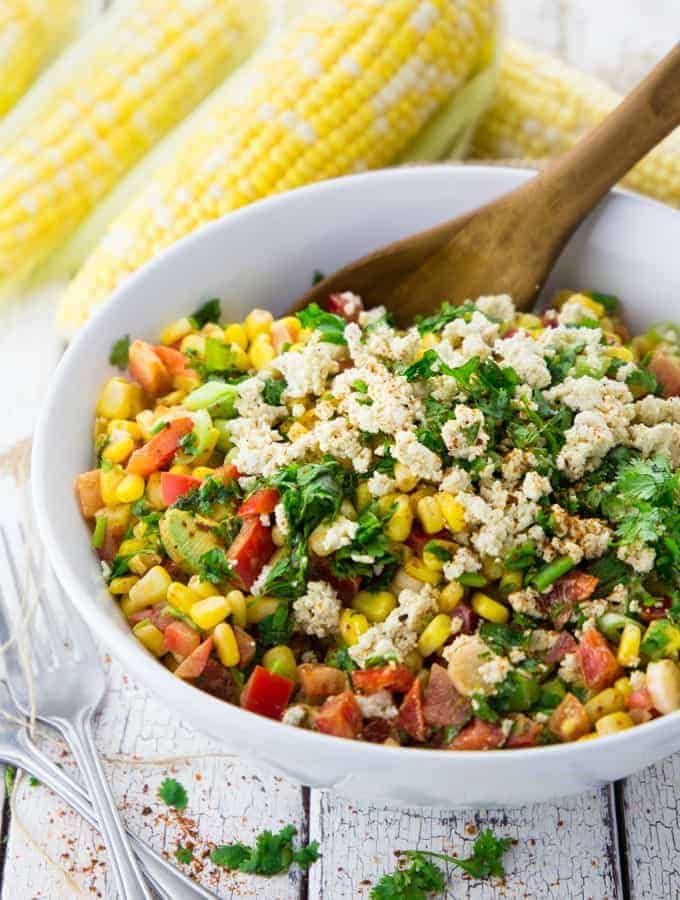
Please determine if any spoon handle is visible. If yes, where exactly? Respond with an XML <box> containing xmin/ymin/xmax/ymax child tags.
<box><xmin>531</xmin><ymin>40</ymin><xmax>680</xmax><ymax>230</ymax></box>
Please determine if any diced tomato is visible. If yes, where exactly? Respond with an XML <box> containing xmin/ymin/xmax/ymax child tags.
<box><xmin>449</xmin><ymin>719</ymin><xmax>505</xmax><ymax>751</ymax></box>
<box><xmin>351</xmin><ymin>665</ymin><xmax>414</xmax><ymax>696</ymax></box>
<box><xmin>297</xmin><ymin>664</ymin><xmax>347</xmax><ymax>698</ymax></box>
<box><xmin>240</xmin><ymin>665</ymin><xmax>294</xmax><ymax>720</ymax></box>
<box><xmin>648</xmin><ymin>347</ymin><xmax>680</xmax><ymax>398</ymax></box>
<box><xmin>233</xmin><ymin>626</ymin><xmax>256</xmax><ymax>669</ymax></box>
<box><xmin>311</xmin><ymin>556</ymin><xmax>361</xmax><ymax>603</ymax></box>
<box><xmin>326</xmin><ymin>292</ymin><xmax>363</xmax><ymax>322</ymax></box>
<box><xmin>226</xmin><ymin>517</ymin><xmax>274</xmax><ymax>590</ymax></box>
<box><xmin>164</xmin><ymin>620</ymin><xmax>201</xmax><ymax>657</ymax></box>
<box><xmin>174</xmin><ymin>637</ymin><xmax>213</xmax><ymax>680</ymax></box>
<box><xmin>271</xmin><ymin>321</ymin><xmax>297</xmax><ymax>353</ymax></box>
<box><xmin>75</xmin><ymin>469</ymin><xmax>103</xmax><ymax>519</ymax></box>
<box><xmin>577</xmin><ymin>628</ymin><xmax>622</xmax><ymax>691</ymax></box>
<box><xmin>315</xmin><ymin>691</ymin><xmax>363</xmax><ymax>739</ymax></box>
<box><xmin>129</xmin><ymin>605</ymin><xmax>173</xmax><ymax>631</ymax></box>
<box><xmin>126</xmin><ymin>418</ymin><xmax>194</xmax><ymax>477</ymax></box>
<box><xmin>160</xmin><ymin>472</ymin><xmax>201</xmax><ymax>506</ymax></box>
<box><xmin>128</xmin><ymin>340</ymin><xmax>172</xmax><ymax>397</ymax></box>
<box><xmin>628</xmin><ymin>687</ymin><xmax>653</xmax><ymax>711</ymax></box>
<box><xmin>196</xmin><ymin>658</ymin><xmax>239</xmax><ymax>703</ymax></box>
<box><xmin>237</xmin><ymin>488</ymin><xmax>280</xmax><ymax>518</ymax></box>
<box><xmin>541</xmin><ymin>309</ymin><xmax>560</xmax><ymax>328</ymax></box>
<box><xmin>362</xmin><ymin>718</ymin><xmax>393</xmax><ymax>744</ymax></box>
<box><xmin>213</xmin><ymin>463</ymin><xmax>240</xmax><ymax>483</ymax></box>
<box><xmin>153</xmin><ymin>345</ymin><xmax>188</xmax><ymax>375</ymax></box>
<box><xmin>422</xmin><ymin>663</ymin><xmax>471</xmax><ymax>728</ymax></box>
<box><xmin>505</xmin><ymin>714</ymin><xmax>542</xmax><ymax>748</ymax></box>
<box><xmin>397</xmin><ymin>677</ymin><xmax>427</xmax><ymax>741</ymax></box>
<box><xmin>503</xmin><ymin>327</ymin><xmax>520</xmax><ymax>339</ymax></box>
<box><xmin>544</xmin><ymin>571</ymin><xmax>599</xmax><ymax>630</ymax></box>
<box><xmin>548</xmin><ymin>693</ymin><xmax>591</xmax><ymax>742</ymax></box>
<box><xmin>545</xmin><ymin>631</ymin><xmax>578</xmax><ymax>664</ymax></box>
<box><xmin>639</xmin><ymin>597</ymin><xmax>670</xmax><ymax>622</ymax></box>
<box><xmin>450</xmin><ymin>603</ymin><xmax>479</xmax><ymax>635</ymax></box>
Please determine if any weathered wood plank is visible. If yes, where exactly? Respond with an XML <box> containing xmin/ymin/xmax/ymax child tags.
<box><xmin>1</xmin><ymin>655</ymin><xmax>306</xmax><ymax>899</ymax></box>
<box><xmin>307</xmin><ymin>788</ymin><xmax>621</xmax><ymax>899</ymax></box>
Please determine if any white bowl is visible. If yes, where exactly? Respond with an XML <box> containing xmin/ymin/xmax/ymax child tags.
<box><xmin>33</xmin><ymin>166</ymin><xmax>680</xmax><ymax>807</ymax></box>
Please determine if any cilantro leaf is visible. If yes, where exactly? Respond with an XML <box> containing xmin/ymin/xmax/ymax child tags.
<box><xmin>262</xmin><ymin>377</ymin><xmax>286</xmax><ymax>406</ymax></box>
<box><xmin>157</xmin><ymin>778</ymin><xmax>188</xmax><ymax>811</ymax></box>
<box><xmin>424</xmin><ymin>541</ymin><xmax>452</xmax><ymax>562</ymax></box>
<box><xmin>174</xmin><ymin>475</ymin><xmax>242</xmax><ymax>514</ymax></box>
<box><xmin>297</xmin><ymin>303</ymin><xmax>347</xmax><ymax>344</ymax></box>
<box><xmin>331</xmin><ymin>505</ymin><xmax>402</xmax><ymax>582</ymax></box>
<box><xmin>449</xmin><ymin>829</ymin><xmax>512</xmax><ymax>880</ymax></box>
<box><xmin>416</xmin><ymin>300</ymin><xmax>476</xmax><ymax>335</ymax></box>
<box><xmin>371</xmin><ymin>851</ymin><xmax>446</xmax><ymax>899</ymax></box>
<box><xmin>199</xmin><ymin>548</ymin><xmax>235</xmax><ymax>585</ymax></box>
<box><xmin>175</xmin><ymin>845</ymin><xmax>194</xmax><ymax>864</ymax></box>
<box><xmin>258</xmin><ymin>604</ymin><xmax>293</xmax><ymax>647</ymax></box>
<box><xmin>326</xmin><ymin>647</ymin><xmax>358</xmax><ymax>672</ymax></box>
<box><xmin>211</xmin><ymin>826</ymin><xmax>319</xmax><ymax>876</ymax></box>
<box><xmin>262</xmin><ymin>543</ymin><xmax>307</xmax><ymax>599</ymax></box>
<box><xmin>109</xmin><ymin>335</ymin><xmax>130</xmax><ymax>369</ymax></box>
<box><xmin>190</xmin><ymin>298</ymin><xmax>221</xmax><ymax>328</ymax></box>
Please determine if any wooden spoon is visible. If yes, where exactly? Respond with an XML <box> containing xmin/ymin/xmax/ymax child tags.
<box><xmin>289</xmin><ymin>42</ymin><xmax>680</xmax><ymax>323</ymax></box>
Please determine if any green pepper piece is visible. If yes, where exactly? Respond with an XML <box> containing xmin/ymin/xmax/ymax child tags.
<box><xmin>459</xmin><ymin>572</ymin><xmax>487</xmax><ymax>587</ymax></box>
<box><xmin>596</xmin><ymin>611</ymin><xmax>643</xmax><ymax>643</ymax></box>
<box><xmin>538</xmin><ymin>678</ymin><xmax>566</xmax><ymax>711</ymax></box>
<box><xmin>204</xmin><ymin>337</ymin><xmax>238</xmax><ymax>372</ymax></box>
<box><xmin>185</xmin><ymin>381</ymin><xmax>238</xmax><ymax>418</ymax></box>
<box><xmin>640</xmin><ymin>619</ymin><xmax>680</xmax><ymax>661</ymax></box>
<box><xmin>493</xmin><ymin>671</ymin><xmax>540</xmax><ymax>713</ymax></box>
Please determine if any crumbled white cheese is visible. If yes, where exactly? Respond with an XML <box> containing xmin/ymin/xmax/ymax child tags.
<box><xmin>358</xmin><ymin>304</ymin><xmax>388</xmax><ymax>327</ymax></box>
<box><xmin>475</xmin><ymin>294</ymin><xmax>515</xmax><ymax>321</ymax></box>
<box><xmin>630</xmin><ymin>423</ymin><xmax>680</xmax><ymax>467</ymax></box>
<box><xmin>250</xmin><ymin>563</ymin><xmax>273</xmax><ymax>597</ymax></box>
<box><xmin>356</xmin><ymin>690</ymin><xmax>398</xmax><ymax>719</ymax></box>
<box><xmin>441</xmin><ymin>405</ymin><xmax>489</xmax><ymax>461</ymax></box>
<box><xmin>617</xmin><ymin>541</ymin><xmax>656</xmax><ymax>575</ymax></box>
<box><xmin>443</xmin><ymin>546</ymin><xmax>482</xmax><ymax>581</ymax></box>
<box><xmin>521</xmin><ymin>471</ymin><xmax>552</xmax><ymax>502</ymax></box>
<box><xmin>393</xmin><ymin>429</ymin><xmax>443</xmax><ymax>482</ymax></box>
<box><xmin>259</xmin><ymin>513</ymin><xmax>271</xmax><ymax>526</ymax></box>
<box><xmin>234</xmin><ymin>376</ymin><xmax>286</xmax><ymax>425</ymax></box>
<box><xmin>333</xmin><ymin>358</ymin><xmax>421</xmax><ymax>435</ymax></box>
<box><xmin>274</xmin><ymin>502</ymin><xmax>289</xmax><ymax>537</ymax></box>
<box><xmin>493</xmin><ymin>331</ymin><xmax>551</xmax><ymax>388</ymax></box>
<box><xmin>479</xmin><ymin>655</ymin><xmax>513</xmax><ymax>688</ymax></box>
<box><xmin>292</xmin><ymin>581</ymin><xmax>342</xmax><ymax>639</ymax></box>
<box><xmin>313</xmin><ymin>417</ymin><xmax>372</xmax><ymax>473</ymax></box>
<box><xmin>440</xmin><ymin>466</ymin><xmax>472</xmax><ymax>494</ymax></box>
<box><xmin>557</xmin><ymin>296</ymin><xmax>596</xmax><ymax>325</ymax></box>
<box><xmin>368</xmin><ymin>471</ymin><xmax>397</xmax><ymax>498</ymax></box>
<box><xmin>274</xmin><ymin>333</ymin><xmax>342</xmax><ymax>398</ymax></box>
<box><xmin>282</xmin><ymin>705</ymin><xmax>308</xmax><ymax>727</ymax></box>
<box><xmin>310</xmin><ymin>515</ymin><xmax>358</xmax><ymax>555</ymax></box>
<box><xmin>547</xmin><ymin>376</ymin><xmax>634</xmax><ymax>442</ymax></box>
<box><xmin>508</xmin><ymin>588</ymin><xmax>543</xmax><ymax>619</ymax></box>
<box><xmin>501</xmin><ymin>449</ymin><xmax>536</xmax><ymax>484</ymax></box>
<box><xmin>558</xmin><ymin>652</ymin><xmax>582</xmax><ymax>684</ymax></box>
<box><xmin>443</xmin><ymin>311</ymin><xmax>500</xmax><ymax>352</ymax></box>
<box><xmin>557</xmin><ymin>410</ymin><xmax>616</xmax><ymax>480</ymax></box>
<box><xmin>635</xmin><ymin>395</ymin><xmax>680</xmax><ymax>425</ymax></box>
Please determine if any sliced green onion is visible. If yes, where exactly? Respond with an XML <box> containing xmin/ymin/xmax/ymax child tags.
<box><xmin>531</xmin><ymin>556</ymin><xmax>575</xmax><ymax>592</ymax></box>
<box><xmin>91</xmin><ymin>515</ymin><xmax>107</xmax><ymax>549</ymax></box>
<box><xmin>459</xmin><ymin>572</ymin><xmax>487</xmax><ymax>587</ymax></box>
<box><xmin>597</xmin><ymin>611</ymin><xmax>642</xmax><ymax>643</ymax></box>
<box><xmin>185</xmin><ymin>381</ymin><xmax>238</xmax><ymax>418</ymax></box>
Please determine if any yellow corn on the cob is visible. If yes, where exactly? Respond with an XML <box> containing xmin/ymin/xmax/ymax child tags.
<box><xmin>0</xmin><ymin>0</ymin><xmax>266</xmax><ymax>289</ymax></box>
<box><xmin>472</xmin><ymin>39</ymin><xmax>680</xmax><ymax>207</ymax></box>
<box><xmin>0</xmin><ymin>0</ymin><xmax>83</xmax><ymax>117</ymax></box>
<box><xmin>59</xmin><ymin>0</ymin><xmax>497</xmax><ymax>332</ymax></box>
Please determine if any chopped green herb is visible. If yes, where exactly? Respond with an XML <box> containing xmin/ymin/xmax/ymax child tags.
<box><xmin>199</xmin><ymin>548</ymin><xmax>235</xmax><ymax>585</ymax></box>
<box><xmin>262</xmin><ymin>377</ymin><xmax>286</xmax><ymax>406</ymax></box>
<box><xmin>326</xmin><ymin>646</ymin><xmax>358</xmax><ymax>672</ymax></box>
<box><xmin>311</xmin><ymin>269</ymin><xmax>325</xmax><ymax>285</ymax></box>
<box><xmin>258</xmin><ymin>605</ymin><xmax>293</xmax><ymax>647</ymax></box>
<box><xmin>157</xmin><ymin>778</ymin><xmax>188</xmax><ymax>811</ymax></box>
<box><xmin>29</xmin><ymin>775</ymin><xmax>41</xmax><ymax>787</ymax></box>
<box><xmin>210</xmin><ymin>825</ymin><xmax>319</xmax><ymax>876</ymax></box>
<box><xmin>424</xmin><ymin>541</ymin><xmax>452</xmax><ymax>562</ymax></box>
<box><xmin>297</xmin><ymin>302</ymin><xmax>347</xmax><ymax>345</ymax></box>
<box><xmin>416</xmin><ymin>300</ymin><xmax>476</xmax><ymax>335</ymax></box>
<box><xmin>174</xmin><ymin>475</ymin><xmax>241</xmax><ymax>514</ymax></box>
<box><xmin>175</xmin><ymin>845</ymin><xmax>194</xmax><ymax>865</ymax></box>
<box><xmin>179</xmin><ymin>431</ymin><xmax>198</xmax><ymax>456</ymax></box>
<box><xmin>189</xmin><ymin>297</ymin><xmax>221</xmax><ymax>328</ymax></box>
<box><xmin>109</xmin><ymin>334</ymin><xmax>130</xmax><ymax>369</ymax></box>
<box><xmin>470</xmin><ymin>692</ymin><xmax>500</xmax><ymax>723</ymax></box>
<box><xmin>91</xmin><ymin>514</ymin><xmax>107</xmax><ymax>549</ymax></box>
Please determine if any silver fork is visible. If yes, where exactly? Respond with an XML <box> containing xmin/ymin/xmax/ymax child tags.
<box><xmin>0</xmin><ymin>525</ymin><xmax>153</xmax><ymax>900</ymax></box>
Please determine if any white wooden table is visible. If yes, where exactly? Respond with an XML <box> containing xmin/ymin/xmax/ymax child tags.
<box><xmin>1</xmin><ymin>2</ymin><xmax>678</xmax><ymax>896</ymax></box>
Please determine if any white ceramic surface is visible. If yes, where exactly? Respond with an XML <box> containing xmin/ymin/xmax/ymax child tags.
<box><xmin>32</xmin><ymin>166</ymin><xmax>680</xmax><ymax>808</ymax></box>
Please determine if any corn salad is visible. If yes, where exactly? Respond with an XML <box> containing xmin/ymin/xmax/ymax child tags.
<box><xmin>77</xmin><ymin>286</ymin><xmax>680</xmax><ymax>749</ymax></box>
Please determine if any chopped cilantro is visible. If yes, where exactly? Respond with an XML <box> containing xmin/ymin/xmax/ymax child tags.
<box><xmin>587</xmin><ymin>291</ymin><xmax>619</xmax><ymax>313</ymax></box>
<box><xmin>189</xmin><ymin>297</ymin><xmax>221</xmax><ymax>328</ymax></box>
<box><xmin>109</xmin><ymin>334</ymin><xmax>130</xmax><ymax>369</ymax></box>
<box><xmin>352</xmin><ymin>379</ymin><xmax>368</xmax><ymax>393</ymax></box>
<box><xmin>326</xmin><ymin>647</ymin><xmax>358</xmax><ymax>672</ymax></box>
<box><xmin>157</xmin><ymin>778</ymin><xmax>188</xmax><ymax>811</ymax></box>
<box><xmin>29</xmin><ymin>775</ymin><xmax>41</xmax><ymax>787</ymax></box>
<box><xmin>449</xmin><ymin>829</ymin><xmax>512</xmax><ymax>879</ymax></box>
<box><xmin>416</xmin><ymin>300</ymin><xmax>476</xmax><ymax>335</ymax></box>
<box><xmin>258</xmin><ymin>604</ymin><xmax>293</xmax><ymax>647</ymax></box>
<box><xmin>210</xmin><ymin>825</ymin><xmax>319</xmax><ymax>876</ymax></box>
<box><xmin>262</xmin><ymin>543</ymin><xmax>307</xmax><ymax>599</ymax></box>
<box><xmin>262</xmin><ymin>377</ymin><xmax>286</xmax><ymax>406</ymax></box>
<box><xmin>199</xmin><ymin>548</ymin><xmax>235</xmax><ymax>585</ymax></box>
<box><xmin>332</xmin><ymin>505</ymin><xmax>401</xmax><ymax>582</ymax></box>
<box><xmin>179</xmin><ymin>431</ymin><xmax>198</xmax><ymax>456</ymax></box>
<box><xmin>175</xmin><ymin>844</ymin><xmax>194</xmax><ymax>865</ymax></box>
<box><xmin>470</xmin><ymin>692</ymin><xmax>500</xmax><ymax>723</ymax></box>
<box><xmin>424</xmin><ymin>541</ymin><xmax>452</xmax><ymax>562</ymax></box>
<box><xmin>297</xmin><ymin>302</ymin><xmax>347</xmax><ymax>345</ymax></box>
<box><xmin>174</xmin><ymin>475</ymin><xmax>242</xmax><ymax>514</ymax></box>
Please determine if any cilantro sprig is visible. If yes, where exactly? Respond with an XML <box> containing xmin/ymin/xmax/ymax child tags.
<box><xmin>210</xmin><ymin>825</ymin><xmax>319</xmax><ymax>876</ymax></box>
<box><xmin>189</xmin><ymin>297</ymin><xmax>221</xmax><ymax>328</ymax></box>
<box><xmin>297</xmin><ymin>302</ymin><xmax>347</xmax><ymax>344</ymax></box>
<box><xmin>109</xmin><ymin>334</ymin><xmax>130</xmax><ymax>369</ymax></box>
<box><xmin>157</xmin><ymin>778</ymin><xmax>188</xmax><ymax>811</ymax></box>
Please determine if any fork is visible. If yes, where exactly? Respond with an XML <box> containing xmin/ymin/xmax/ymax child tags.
<box><xmin>0</xmin><ymin>681</ymin><xmax>219</xmax><ymax>899</ymax></box>
<box><xmin>0</xmin><ymin>525</ymin><xmax>153</xmax><ymax>900</ymax></box>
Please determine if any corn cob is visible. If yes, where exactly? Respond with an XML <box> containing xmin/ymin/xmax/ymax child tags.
<box><xmin>0</xmin><ymin>0</ymin><xmax>84</xmax><ymax>117</ymax></box>
<box><xmin>58</xmin><ymin>0</ymin><xmax>497</xmax><ymax>334</ymax></box>
<box><xmin>0</xmin><ymin>0</ymin><xmax>267</xmax><ymax>292</ymax></box>
<box><xmin>471</xmin><ymin>39</ymin><xmax>680</xmax><ymax>208</ymax></box>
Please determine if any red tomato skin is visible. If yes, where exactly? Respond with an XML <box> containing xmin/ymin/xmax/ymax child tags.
<box><xmin>128</xmin><ymin>340</ymin><xmax>172</xmax><ymax>397</ymax></box>
<box><xmin>397</xmin><ymin>677</ymin><xmax>427</xmax><ymax>741</ymax></box>
<box><xmin>545</xmin><ymin>632</ymin><xmax>578</xmax><ymax>664</ymax></box>
<box><xmin>315</xmin><ymin>691</ymin><xmax>363</xmax><ymax>739</ymax></box>
<box><xmin>577</xmin><ymin>629</ymin><xmax>622</xmax><ymax>691</ymax></box>
<box><xmin>237</xmin><ymin>488</ymin><xmax>280</xmax><ymax>518</ymax></box>
<box><xmin>628</xmin><ymin>688</ymin><xmax>653</xmax><ymax>711</ymax></box>
<box><xmin>449</xmin><ymin>719</ymin><xmax>505</xmax><ymax>751</ymax></box>
<box><xmin>326</xmin><ymin>292</ymin><xmax>363</xmax><ymax>322</ymax></box>
<box><xmin>164</xmin><ymin>620</ymin><xmax>201</xmax><ymax>657</ymax></box>
<box><xmin>160</xmin><ymin>472</ymin><xmax>201</xmax><ymax>506</ymax></box>
<box><xmin>226</xmin><ymin>518</ymin><xmax>274</xmax><ymax>590</ymax></box>
<box><xmin>126</xmin><ymin>418</ymin><xmax>194</xmax><ymax>477</ymax></box>
<box><xmin>153</xmin><ymin>345</ymin><xmax>188</xmax><ymax>375</ymax></box>
<box><xmin>240</xmin><ymin>665</ymin><xmax>294</xmax><ymax>720</ymax></box>
<box><xmin>174</xmin><ymin>637</ymin><xmax>213</xmax><ymax>679</ymax></box>
<box><xmin>351</xmin><ymin>665</ymin><xmax>414</xmax><ymax>696</ymax></box>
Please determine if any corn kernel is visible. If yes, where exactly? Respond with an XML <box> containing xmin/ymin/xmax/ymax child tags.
<box><xmin>606</xmin><ymin>345</ymin><xmax>635</xmax><ymax>363</ymax></box>
<box><xmin>394</xmin><ymin>462</ymin><xmax>418</xmax><ymax>492</ymax></box>
<box><xmin>193</xmin><ymin>466</ymin><xmax>215</xmax><ymax>479</ymax></box>
<box><xmin>617</xmin><ymin>622</ymin><xmax>642</xmax><ymax>667</ymax></box>
<box><xmin>403</xmin><ymin>650</ymin><xmax>423</xmax><ymax>674</ymax></box>
<box><xmin>249</xmin><ymin>340</ymin><xmax>276</xmax><ymax>372</ymax></box>
<box><xmin>572</xmin><ymin>293</ymin><xmax>605</xmax><ymax>318</ymax></box>
<box><xmin>287</xmin><ymin>422</ymin><xmax>308</xmax><ymax>441</ymax></box>
<box><xmin>339</xmin><ymin>608</ymin><xmax>369</xmax><ymax>646</ymax></box>
<box><xmin>128</xmin><ymin>566</ymin><xmax>171</xmax><ymax>610</ymax></box>
<box><xmin>418</xmin><ymin>614</ymin><xmax>452</xmax><ymax>656</ymax></box>
<box><xmin>481</xmin><ymin>556</ymin><xmax>504</xmax><ymax>581</ymax></box>
<box><xmin>471</xmin><ymin>592</ymin><xmax>509</xmax><ymax>624</ymax></box>
<box><xmin>128</xmin><ymin>553</ymin><xmax>161</xmax><ymax>577</ymax></box>
<box><xmin>109</xmin><ymin>576</ymin><xmax>139</xmax><ymax>595</ymax></box>
<box><xmin>116</xmin><ymin>473</ymin><xmax>145</xmax><ymax>503</ymax></box>
<box><xmin>383</xmin><ymin>495</ymin><xmax>414</xmax><ymax>542</ymax></box>
<box><xmin>355</xmin><ymin>482</ymin><xmax>372</xmax><ymax>512</ymax></box>
<box><xmin>595</xmin><ymin>712</ymin><xmax>635</xmax><ymax>736</ymax></box>
<box><xmin>577</xmin><ymin>733</ymin><xmax>599</xmax><ymax>742</ymax></box>
<box><xmin>145</xmin><ymin>472</ymin><xmax>165</xmax><ymax>510</ymax></box>
<box><xmin>223</xmin><ymin>323</ymin><xmax>248</xmax><ymax>350</ymax></box>
<box><xmin>133</xmin><ymin>620</ymin><xmax>166</xmax><ymax>657</ymax></box>
<box><xmin>190</xmin><ymin>595</ymin><xmax>230</xmax><ymax>630</ymax></box>
<box><xmin>437</xmin><ymin>492</ymin><xmax>466</xmax><ymax>532</ymax></box>
<box><xmin>213</xmin><ymin>622</ymin><xmax>240</xmax><ymax>667</ymax></box>
<box><xmin>167</xmin><ymin>582</ymin><xmax>199</xmax><ymax>614</ymax></box>
<box><xmin>516</xmin><ymin>313</ymin><xmax>543</xmax><ymax>329</ymax></box>
<box><xmin>226</xmin><ymin>590</ymin><xmax>247</xmax><ymax>628</ymax></box>
<box><xmin>188</xmin><ymin>575</ymin><xmax>220</xmax><ymax>599</ymax></box>
<box><xmin>202</xmin><ymin>323</ymin><xmax>225</xmax><ymax>340</ymax></box>
<box><xmin>118</xmin><ymin>537</ymin><xmax>146</xmax><ymax>557</ymax></box>
<box><xmin>97</xmin><ymin>378</ymin><xmax>135</xmax><ymax>420</ymax></box>
<box><xmin>272</xmin><ymin>525</ymin><xmax>286</xmax><ymax>547</ymax></box>
<box><xmin>103</xmin><ymin>435</ymin><xmax>135</xmax><ymax>464</ymax></box>
<box><xmin>416</xmin><ymin>495</ymin><xmax>446</xmax><ymax>534</ymax></box>
<box><xmin>439</xmin><ymin>580</ymin><xmax>464</xmax><ymax>612</ymax></box>
<box><xmin>160</xmin><ymin>317</ymin><xmax>193</xmax><ymax>345</ymax></box>
<box><xmin>404</xmin><ymin>557</ymin><xmax>442</xmax><ymax>586</ymax></box>
<box><xmin>263</xmin><ymin>645</ymin><xmax>297</xmax><ymax>681</ymax></box>
<box><xmin>585</xmin><ymin>687</ymin><xmax>626</xmax><ymax>724</ymax></box>
<box><xmin>169</xmin><ymin>464</ymin><xmax>193</xmax><ymax>476</ymax></box>
<box><xmin>614</xmin><ymin>677</ymin><xmax>633</xmax><ymax>700</ymax></box>
<box><xmin>180</xmin><ymin>333</ymin><xmax>205</xmax><ymax>356</ymax></box>
<box><xmin>108</xmin><ymin>420</ymin><xmax>143</xmax><ymax>440</ymax></box>
<box><xmin>409</xmin><ymin>486</ymin><xmax>436</xmax><ymax>510</ymax></box>
<box><xmin>100</xmin><ymin>466</ymin><xmax>125</xmax><ymax>506</ymax></box>
<box><xmin>297</xmin><ymin>328</ymin><xmax>313</xmax><ymax>343</ymax></box>
<box><xmin>351</xmin><ymin>590</ymin><xmax>397</xmax><ymax>623</ymax></box>
<box><xmin>245</xmin><ymin>309</ymin><xmax>273</xmax><ymax>341</ymax></box>
<box><xmin>246</xmin><ymin>597</ymin><xmax>280</xmax><ymax>624</ymax></box>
